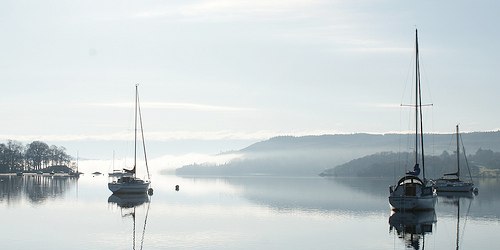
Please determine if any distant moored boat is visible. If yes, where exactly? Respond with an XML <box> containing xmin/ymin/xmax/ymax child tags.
<box><xmin>433</xmin><ymin>125</ymin><xmax>476</xmax><ymax>193</ymax></box>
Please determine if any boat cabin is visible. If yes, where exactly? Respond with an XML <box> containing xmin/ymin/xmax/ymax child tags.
<box><xmin>391</xmin><ymin>176</ymin><xmax>433</xmax><ymax>197</ymax></box>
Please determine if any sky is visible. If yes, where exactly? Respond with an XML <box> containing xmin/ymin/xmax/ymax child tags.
<box><xmin>1</xmin><ymin>0</ymin><xmax>499</xmax><ymax>166</ymax></box>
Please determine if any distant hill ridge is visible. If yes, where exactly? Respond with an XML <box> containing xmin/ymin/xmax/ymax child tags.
<box><xmin>241</xmin><ymin>132</ymin><xmax>500</xmax><ymax>153</ymax></box>
<box><xmin>176</xmin><ymin>131</ymin><xmax>500</xmax><ymax>176</ymax></box>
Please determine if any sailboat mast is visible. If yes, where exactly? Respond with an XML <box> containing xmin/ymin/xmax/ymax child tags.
<box><xmin>134</xmin><ymin>84</ymin><xmax>138</xmax><ymax>176</ymax></box>
<box><xmin>415</xmin><ymin>29</ymin><xmax>426</xmax><ymax>181</ymax></box>
<box><xmin>415</xmin><ymin>29</ymin><xmax>419</xmax><ymax>167</ymax></box>
<box><xmin>456</xmin><ymin>125</ymin><xmax>460</xmax><ymax>178</ymax></box>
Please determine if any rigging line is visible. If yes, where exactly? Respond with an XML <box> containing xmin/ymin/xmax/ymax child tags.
<box><xmin>397</xmin><ymin>105</ymin><xmax>402</xmax><ymax>183</ymax></box>
<box><xmin>431</xmin><ymin>106</ymin><xmax>435</xmax><ymax>158</ymax></box>
<box><xmin>134</xmin><ymin>85</ymin><xmax>138</xmax><ymax>175</ymax></box>
<box><xmin>459</xmin><ymin>133</ymin><xmax>474</xmax><ymax>182</ymax></box>
<box><xmin>400</xmin><ymin>41</ymin><xmax>415</xmax><ymax>107</ymax></box>
<box><xmin>418</xmin><ymin>51</ymin><xmax>435</xmax><ymax>108</ymax></box>
<box><xmin>440</xmin><ymin>132</ymin><xmax>455</xmax><ymax>174</ymax></box>
<box><xmin>137</xmin><ymin>87</ymin><xmax>151</xmax><ymax>181</ymax></box>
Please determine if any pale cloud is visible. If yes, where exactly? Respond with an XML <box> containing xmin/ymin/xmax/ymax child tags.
<box><xmin>341</xmin><ymin>47</ymin><xmax>412</xmax><ymax>54</ymax></box>
<box><xmin>180</xmin><ymin>0</ymin><xmax>322</xmax><ymax>15</ymax></box>
<box><xmin>0</xmin><ymin>129</ymin><xmax>341</xmax><ymax>142</ymax></box>
<box><xmin>133</xmin><ymin>0</ymin><xmax>327</xmax><ymax>21</ymax></box>
<box><xmin>149</xmin><ymin>152</ymin><xmax>242</xmax><ymax>171</ymax></box>
<box><xmin>86</xmin><ymin>102</ymin><xmax>256</xmax><ymax>112</ymax></box>
<box><xmin>79</xmin><ymin>152</ymin><xmax>243</xmax><ymax>174</ymax></box>
<box><xmin>358</xmin><ymin>103</ymin><xmax>404</xmax><ymax>109</ymax></box>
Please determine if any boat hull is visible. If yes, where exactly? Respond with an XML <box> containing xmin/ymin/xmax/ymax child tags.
<box><xmin>108</xmin><ymin>181</ymin><xmax>150</xmax><ymax>194</ymax></box>
<box><xmin>434</xmin><ymin>181</ymin><xmax>474</xmax><ymax>192</ymax></box>
<box><xmin>389</xmin><ymin>194</ymin><xmax>437</xmax><ymax>211</ymax></box>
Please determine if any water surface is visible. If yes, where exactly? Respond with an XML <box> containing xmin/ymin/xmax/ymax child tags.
<box><xmin>1</xmin><ymin>174</ymin><xmax>499</xmax><ymax>249</ymax></box>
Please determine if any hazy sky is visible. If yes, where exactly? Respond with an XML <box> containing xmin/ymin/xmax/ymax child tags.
<box><xmin>1</xmin><ymin>0</ymin><xmax>499</xmax><ymax>159</ymax></box>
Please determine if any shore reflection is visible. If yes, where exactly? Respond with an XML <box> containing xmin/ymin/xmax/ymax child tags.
<box><xmin>0</xmin><ymin>174</ymin><xmax>79</xmax><ymax>204</ymax></box>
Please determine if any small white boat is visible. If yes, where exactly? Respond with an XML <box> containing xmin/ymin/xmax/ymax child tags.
<box><xmin>108</xmin><ymin>169</ymin><xmax>133</xmax><ymax>178</ymax></box>
<box><xmin>107</xmin><ymin>151</ymin><xmax>132</xmax><ymax>178</ymax></box>
<box><xmin>389</xmin><ymin>29</ymin><xmax>437</xmax><ymax>211</ymax></box>
<box><xmin>108</xmin><ymin>85</ymin><xmax>151</xmax><ymax>194</ymax></box>
<box><xmin>433</xmin><ymin>125</ymin><xmax>476</xmax><ymax>192</ymax></box>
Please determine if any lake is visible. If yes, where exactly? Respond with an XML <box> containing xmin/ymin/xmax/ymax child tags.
<box><xmin>1</xmin><ymin>174</ymin><xmax>499</xmax><ymax>249</ymax></box>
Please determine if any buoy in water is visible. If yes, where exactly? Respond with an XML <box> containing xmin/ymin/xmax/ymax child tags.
<box><xmin>175</xmin><ymin>185</ymin><xmax>179</xmax><ymax>191</ymax></box>
<box><xmin>148</xmin><ymin>188</ymin><xmax>154</xmax><ymax>196</ymax></box>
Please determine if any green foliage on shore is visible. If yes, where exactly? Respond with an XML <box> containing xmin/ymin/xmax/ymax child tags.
<box><xmin>0</xmin><ymin>140</ymin><xmax>72</xmax><ymax>173</ymax></box>
<box><xmin>320</xmin><ymin>148</ymin><xmax>500</xmax><ymax>178</ymax></box>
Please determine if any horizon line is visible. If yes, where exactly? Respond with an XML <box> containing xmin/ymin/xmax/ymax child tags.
<box><xmin>0</xmin><ymin>129</ymin><xmax>499</xmax><ymax>143</ymax></box>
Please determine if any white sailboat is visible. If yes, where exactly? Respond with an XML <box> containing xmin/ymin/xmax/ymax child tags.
<box><xmin>108</xmin><ymin>85</ymin><xmax>151</xmax><ymax>194</ymax></box>
<box><xmin>433</xmin><ymin>125</ymin><xmax>476</xmax><ymax>192</ymax></box>
<box><xmin>389</xmin><ymin>29</ymin><xmax>437</xmax><ymax>211</ymax></box>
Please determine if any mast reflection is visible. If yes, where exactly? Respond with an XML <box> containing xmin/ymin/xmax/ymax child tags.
<box><xmin>439</xmin><ymin>192</ymin><xmax>474</xmax><ymax>250</ymax></box>
<box><xmin>108</xmin><ymin>193</ymin><xmax>151</xmax><ymax>250</ymax></box>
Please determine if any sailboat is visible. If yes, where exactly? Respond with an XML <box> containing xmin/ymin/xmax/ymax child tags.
<box><xmin>433</xmin><ymin>125</ymin><xmax>476</xmax><ymax>192</ymax></box>
<box><xmin>69</xmin><ymin>152</ymin><xmax>82</xmax><ymax>177</ymax></box>
<box><xmin>108</xmin><ymin>150</ymin><xmax>133</xmax><ymax>178</ymax></box>
<box><xmin>108</xmin><ymin>85</ymin><xmax>151</xmax><ymax>194</ymax></box>
<box><xmin>389</xmin><ymin>29</ymin><xmax>437</xmax><ymax>211</ymax></box>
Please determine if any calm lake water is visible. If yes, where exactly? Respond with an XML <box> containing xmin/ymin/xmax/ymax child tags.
<box><xmin>1</xmin><ymin>174</ymin><xmax>499</xmax><ymax>249</ymax></box>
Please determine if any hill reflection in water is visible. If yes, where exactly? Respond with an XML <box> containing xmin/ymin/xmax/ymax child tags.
<box><xmin>217</xmin><ymin>176</ymin><xmax>389</xmax><ymax>214</ymax></box>
<box><xmin>180</xmin><ymin>176</ymin><xmax>500</xmax><ymax>220</ymax></box>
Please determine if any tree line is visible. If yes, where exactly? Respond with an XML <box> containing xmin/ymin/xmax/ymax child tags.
<box><xmin>0</xmin><ymin>140</ymin><xmax>72</xmax><ymax>173</ymax></box>
<box><xmin>321</xmin><ymin>148</ymin><xmax>500</xmax><ymax>178</ymax></box>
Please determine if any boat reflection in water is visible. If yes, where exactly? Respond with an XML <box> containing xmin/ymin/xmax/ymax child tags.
<box><xmin>108</xmin><ymin>193</ymin><xmax>151</xmax><ymax>250</ymax></box>
<box><xmin>389</xmin><ymin>210</ymin><xmax>437</xmax><ymax>250</ymax></box>
<box><xmin>108</xmin><ymin>193</ymin><xmax>150</xmax><ymax>208</ymax></box>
